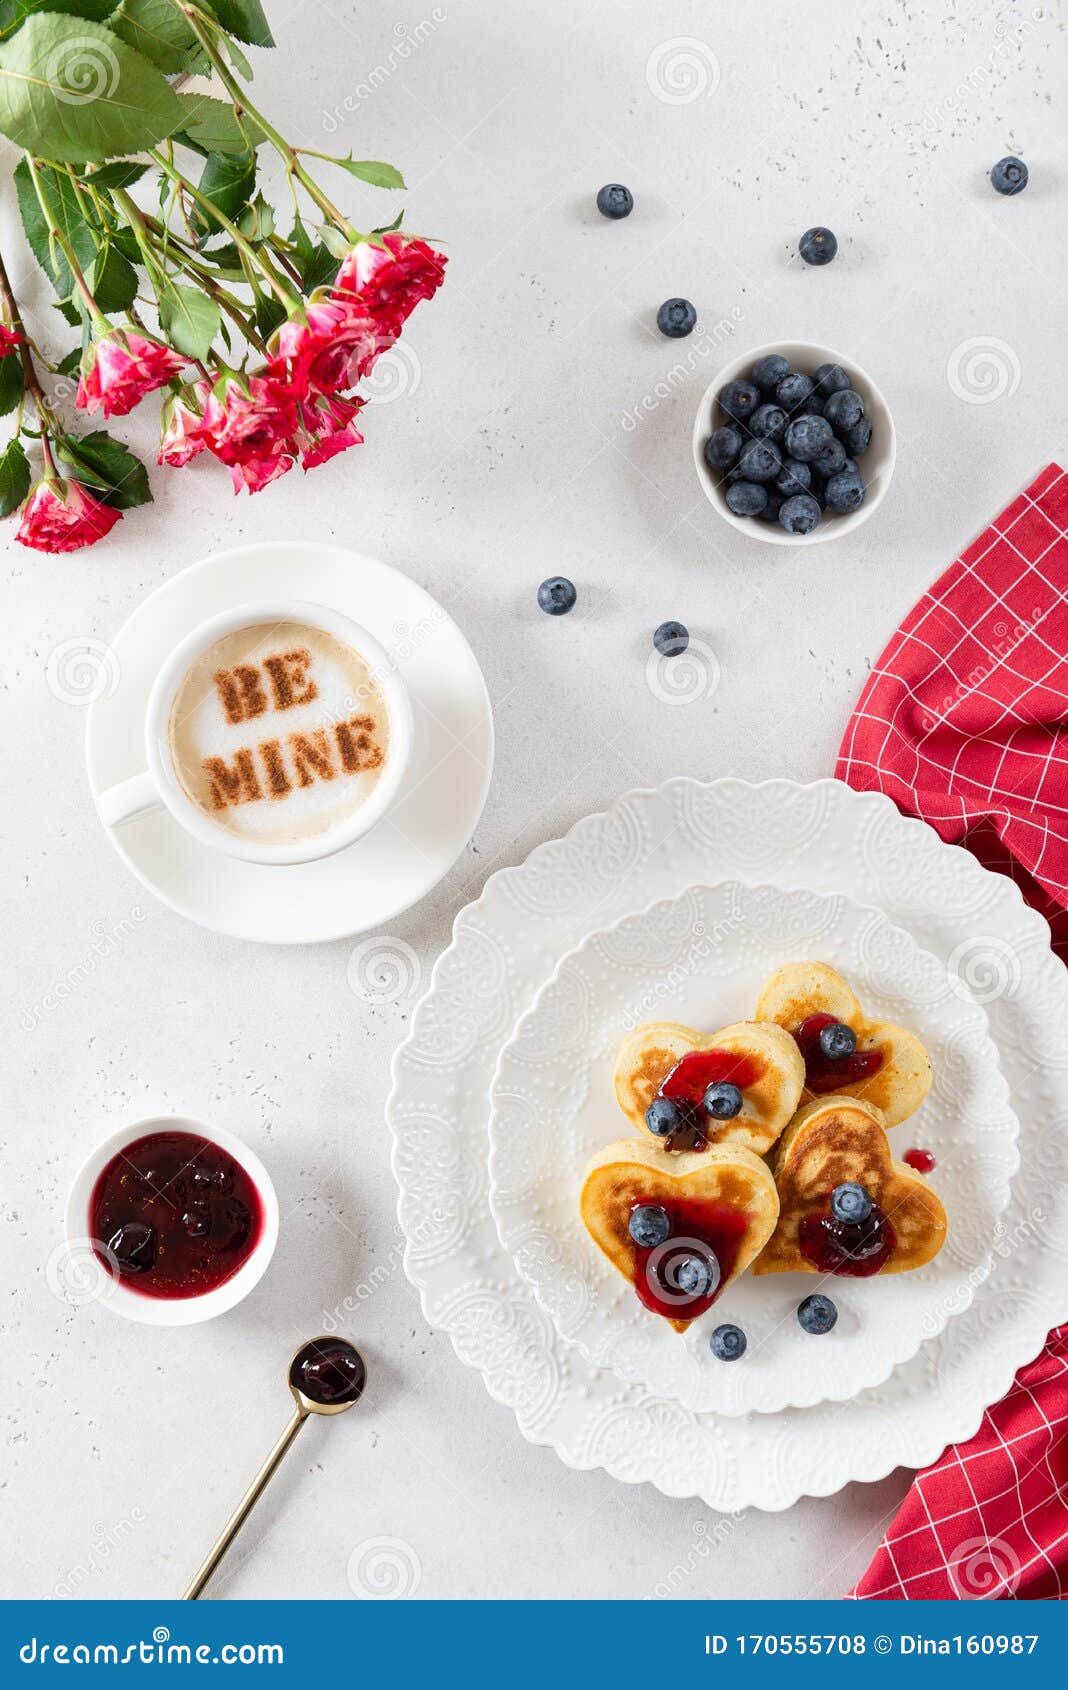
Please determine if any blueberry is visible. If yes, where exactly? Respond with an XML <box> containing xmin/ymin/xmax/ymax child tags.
<box><xmin>726</xmin><ymin>480</ymin><xmax>767</xmax><ymax>518</ymax></box>
<box><xmin>814</xmin><ymin>362</ymin><xmax>851</xmax><ymax>395</ymax></box>
<box><xmin>784</xmin><ymin>414</ymin><xmax>832</xmax><ymax>463</ymax></box>
<box><xmin>674</xmin><ymin>1250</ymin><xmax>717</xmax><ymax>1300</ymax></box>
<box><xmin>778</xmin><ymin>493</ymin><xmax>821</xmax><ymax>535</ymax></box>
<box><xmin>799</xmin><ymin>226</ymin><xmax>838</xmax><ymax>266</ymax></box>
<box><xmin>842</xmin><ymin>415</ymin><xmax>872</xmax><ymax>456</ymax></box>
<box><xmin>825</xmin><ymin>470</ymin><xmax>865</xmax><ymax>513</ymax></box>
<box><xmin>751</xmin><ymin>353</ymin><xmax>791</xmax><ymax>394</ymax></box>
<box><xmin>813</xmin><ymin>438</ymin><xmax>847</xmax><ymax>479</ymax></box>
<box><xmin>705</xmin><ymin>1080</ymin><xmax>743</xmax><ymax>1119</ymax></box>
<box><xmin>704</xmin><ymin>426</ymin><xmax>743</xmax><ymax>472</ymax></box>
<box><xmin>756</xmin><ymin>493</ymin><xmax>784</xmax><ymax>524</ymax></box>
<box><xmin>991</xmin><ymin>156</ymin><xmax>1027</xmax><ymax>196</ymax></box>
<box><xmin>830</xmin><ymin>1182</ymin><xmax>873</xmax><ymax>1226</ymax></box>
<box><xmin>737</xmin><ymin>438</ymin><xmax>781</xmax><ymax>483</ymax></box>
<box><xmin>628</xmin><ymin>1203</ymin><xmax>671</xmax><ymax>1248</ymax></box>
<box><xmin>798</xmin><ymin>1293</ymin><xmax>838</xmax><ymax>1334</ymax></box>
<box><xmin>775</xmin><ymin>372</ymin><xmax>815</xmax><ymax>414</ymax></box>
<box><xmin>718</xmin><ymin>380</ymin><xmax>760</xmax><ymax>423</ymax></box>
<box><xmin>710</xmin><ymin>1323</ymin><xmax>747</xmax><ymax>1362</ymax></box>
<box><xmin>596</xmin><ymin>183</ymin><xmax>633</xmax><ymax>219</ymax></box>
<box><xmin>824</xmin><ymin>388</ymin><xmax>865</xmax><ymax>433</ymax></box>
<box><xmin>657</xmin><ymin>297</ymin><xmax>697</xmax><ymax>338</ymax></box>
<box><xmin>653</xmin><ymin>620</ymin><xmax>689</xmax><ymax>656</ymax></box>
<box><xmin>800</xmin><ymin>393</ymin><xmax>826</xmax><ymax>418</ymax></box>
<box><xmin>537</xmin><ymin>576</ymin><xmax>577</xmax><ymax>615</ymax></box>
<box><xmin>106</xmin><ymin>1221</ymin><xmax>157</xmax><ymax>1274</ymax></box>
<box><xmin>749</xmin><ymin>403</ymin><xmax>787</xmax><ymax>442</ymax></box>
<box><xmin>776</xmin><ymin>458</ymin><xmax>812</xmax><ymax>498</ymax></box>
<box><xmin>645</xmin><ymin>1096</ymin><xmax>681</xmax><ymax>1137</ymax></box>
<box><xmin>818</xmin><ymin>1020</ymin><xmax>857</xmax><ymax>1059</ymax></box>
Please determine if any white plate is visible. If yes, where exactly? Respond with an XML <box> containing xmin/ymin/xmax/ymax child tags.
<box><xmin>85</xmin><ymin>542</ymin><xmax>493</xmax><ymax>944</ymax></box>
<box><xmin>489</xmin><ymin>882</ymin><xmax>1017</xmax><ymax>1416</ymax></box>
<box><xmin>389</xmin><ymin>779</ymin><xmax>1068</xmax><ymax>1512</ymax></box>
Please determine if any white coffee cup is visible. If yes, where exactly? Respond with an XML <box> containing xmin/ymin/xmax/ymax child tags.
<box><xmin>96</xmin><ymin>600</ymin><xmax>413</xmax><ymax>866</ymax></box>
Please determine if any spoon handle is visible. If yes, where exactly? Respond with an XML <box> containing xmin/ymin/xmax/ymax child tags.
<box><xmin>184</xmin><ymin>1407</ymin><xmax>307</xmax><ymax>1600</ymax></box>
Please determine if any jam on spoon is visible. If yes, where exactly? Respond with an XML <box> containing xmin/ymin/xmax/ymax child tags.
<box><xmin>290</xmin><ymin>1339</ymin><xmax>366</xmax><ymax>1406</ymax></box>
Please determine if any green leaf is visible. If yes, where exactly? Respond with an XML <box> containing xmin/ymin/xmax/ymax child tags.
<box><xmin>200</xmin><ymin>0</ymin><xmax>273</xmax><ymax>48</ymax></box>
<box><xmin>0</xmin><ymin>436</ymin><xmax>30</xmax><ymax>517</ymax></box>
<box><xmin>0</xmin><ymin>1</ymin><xmax>114</xmax><ymax>44</ymax></box>
<box><xmin>85</xmin><ymin>158</ymin><xmax>148</xmax><ymax>188</ymax></box>
<box><xmin>55</xmin><ymin>347</ymin><xmax>83</xmax><ymax>377</ymax></box>
<box><xmin>252</xmin><ymin>290</ymin><xmax>286</xmax><ymax>341</ymax></box>
<box><xmin>55</xmin><ymin>429</ymin><xmax>151</xmax><ymax>509</ymax></box>
<box><xmin>0</xmin><ymin>15</ymin><xmax>186</xmax><ymax>163</ymax></box>
<box><xmin>332</xmin><ymin>157</ymin><xmax>405</xmax><ymax>191</ymax></box>
<box><xmin>317</xmin><ymin>222</ymin><xmax>350</xmax><ymax>260</ymax></box>
<box><xmin>218</xmin><ymin>31</ymin><xmax>251</xmax><ymax>78</ymax></box>
<box><xmin>172</xmin><ymin>90</ymin><xmax>263</xmax><ymax>155</ymax></box>
<box><xmin>372</xmin><ymin>209</ymin><xmax>405</xmax><ymax>236</ymax></box>
<box><xmin>237</xmin><ymin>192</ymin><xmax>273</xmax><ymax>242</ymax></box>
<box><xmin>288</xmin><ymin>217</ymin><xmax>338</xmax><ymax>292</ymax></box>
<box><xmin>0</xmin><ymin>342</ymin><xmax>25</xmax><ymax>416</ymax></box>
<box><xmin>158</xmin><ymin>283</ymin><xmax>219</xmax><ymax>361</ymax></box>
<box><xmin>14</xmin><ymin>156</ymin><xmax>98</xmax><ymax>299</ymax></box>
<box><xmin>109</xmin><ymin>0</ymin><xmax>197</xmax><ymax>71</ymax></box>
<box><xmin>192</xmin><ymin>147</ymin><xmax>256</xmax><ymax>234</ymax></box>
<box><xmin>87</xmin><ymin>240</ymin><xmax>138</xmax><ymax>312</ymax></box>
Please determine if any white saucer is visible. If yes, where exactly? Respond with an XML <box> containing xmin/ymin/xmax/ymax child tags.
<box><xmin>85</xmin><ymin>542</ymin><xmax>494</xmax><ymax>944</ymax></box>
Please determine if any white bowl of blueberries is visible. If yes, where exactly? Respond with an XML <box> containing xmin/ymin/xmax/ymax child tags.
<box><xmin>693</xmin><ymin>340</ymin><xmax>895</xmax><ymax>545</ymax></box>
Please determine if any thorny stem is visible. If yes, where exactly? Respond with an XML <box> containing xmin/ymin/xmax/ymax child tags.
<box><xmin>0</xmin><ymin>240</ymin><xmax>59</xmax><ymax>430</ymax></box>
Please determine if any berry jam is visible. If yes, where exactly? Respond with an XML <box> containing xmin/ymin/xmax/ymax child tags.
<box><xmin>657</xmin><ymin>1049</ymin><xmax>762</xmax><ymax>1150</ymax></box>
<box><xmin>798</xmin><ymin>1199</ymin><xmax>896</xmax><ymax>1276</ymax></box>
<box><xmin>89</xmin><ymin>1130</ymin><xmax>263</xmax><ymax>1299</ymax></box>
<box><xmin>290</xmin><ymin>1340</ymin><xmax>366</xmax><ymax>1406</ymax></box>
<box><xmin>629</xmin><ymin>1195</ymin><xmax>749</xmax><ymax>1320</ymax></box>
<box><xmin>794</xmin><ymin>1013</ymin><xmax>883</xmax><ymax>1094</ymax></box>
<box><xmin>904</xmin><ymin>1147</ymin><xmax>936</xmax><ymax>1174</ymax></box>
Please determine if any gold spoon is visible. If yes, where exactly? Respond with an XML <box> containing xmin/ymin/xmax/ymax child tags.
<box><xmin>184</xmin><ymin>1336</ymin><xmax>366</xmax><ymax>1600</ymax></box>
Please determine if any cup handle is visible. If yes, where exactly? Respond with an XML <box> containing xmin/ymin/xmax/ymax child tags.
<box><xmin>97</xmin><ymin>770</ymin><xmax>162</xmax><ymax>829</ymax></box>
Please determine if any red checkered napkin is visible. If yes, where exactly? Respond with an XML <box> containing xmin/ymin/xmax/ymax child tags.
<box><xmin>838</xmin><ymin>465</ymin><xmax>1068</xmax><ymax>1599</ymax></box>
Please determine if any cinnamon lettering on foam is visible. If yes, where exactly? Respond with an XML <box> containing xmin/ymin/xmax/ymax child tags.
<box><xmin>202</xmin><ymin>647</ymin><xmax>384</xmax><ymax>810</ymax></box>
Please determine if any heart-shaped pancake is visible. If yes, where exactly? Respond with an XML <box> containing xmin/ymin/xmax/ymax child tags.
<box><xmin>752</xmin><ymin>1095</ymin><xmax>947</xmax><ymax>1277</ymax></box>
<box><xmin>580</xmin><ymin>1137</ymin><xmax>779</xmax><ymax>1332</ymax></box>
<box><xmin>754</xmin><ymin>961</ymin><xmax>931</xmax><ymax>1128</ymax></box>
<box><xmin>613</xmin><ymin>1020</ymin><xmax>804</xmax><ymax>1155</ymax></box>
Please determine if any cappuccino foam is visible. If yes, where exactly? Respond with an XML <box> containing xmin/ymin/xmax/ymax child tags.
<box><xmin>168</xmin><ymin>620</ymin><xmax>391</xmax><ymax>845</ymax></box>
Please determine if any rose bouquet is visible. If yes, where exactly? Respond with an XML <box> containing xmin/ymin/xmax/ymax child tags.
<box><xmin>0</xmin><ymin>2</ymin><xmax>446</xmax><ymax>552</ymax></box>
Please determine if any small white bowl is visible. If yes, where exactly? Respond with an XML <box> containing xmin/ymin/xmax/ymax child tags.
<box><xmin>63</xmin><ymin>1116</ymin><xmax>279</xmax><ymax>1326</ymax></box>
<box><xmin>692</xmin><ymin>339</ymin><xmax>896</xmax><ymax>546</ymax></box>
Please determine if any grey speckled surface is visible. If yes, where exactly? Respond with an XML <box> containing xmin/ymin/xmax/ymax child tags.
<box><xmin>2</xmin><ymin>0</ymin><xmax>1065</xmax><ymax>1600</ymax></box>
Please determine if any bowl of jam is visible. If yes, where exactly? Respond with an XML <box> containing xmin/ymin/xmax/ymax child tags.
<box><xmin>65</xmin><ymin>1116</ymin><xmax>279</xmax><ymax>1325</ymax></box>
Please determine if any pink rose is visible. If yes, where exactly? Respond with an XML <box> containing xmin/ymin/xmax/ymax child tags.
<box><xmin>200</xmin><ymin>373</ymin><xmax>300</xmax><ymax>471</ymax></box>
<box><xmin>76</xmin><ymin>329</ymin><xmax>187</xmax><ymax>419</ymax></box>
<box><xmin>16</xmin><ymin>475</ymin><xmax>122</xmax><ymax>553</ymax></box>
<box><xmin>0</xmin><ymin>324</ymin><xmax>21</xmax><ymax>359</ymax></box>
<box><xmin>268</xmin><ymin>295</ymin><xmax>383</xmax><ymax>400</ymax></box>
<box><xmin>298</xmin><ymin>393</ymin><xmax>366</xmax><ymax>469</ymax></box>
<box><xmin>158</xmin><ymin>383</ymin><xmax>210</xmax><ymax>467</ymax></box>
<box><xmin>226</xmin><ymin>452</ymin><xmax>296</xmax><ymax>497</ymax></box>
<box><xmin>333</xmin><ymin>234</ymin><xmax>447</xmax><ymax>335</ymax></box>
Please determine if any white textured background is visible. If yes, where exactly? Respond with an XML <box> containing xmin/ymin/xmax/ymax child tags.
<box><xmin>3</xmin><ymin>0</ymin><xmax>1065</xmax><ymax>1599</ymax></box>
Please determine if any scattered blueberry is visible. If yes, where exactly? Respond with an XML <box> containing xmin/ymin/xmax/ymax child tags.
<box><xmin>596</xmin><ymin>183</ymin><xmax>633</xmax><ymax>219</ymax></box>
<box><xmin>675</xmin><ymin>1250</ymin><xmax>718</xmax><ymax>1300</ymax></box>
<box><xmin>779</xmin><ymin>493</ymin><xmax>821</xmax><ymax>535</ymax></box>
<box><xmin>990</xmin><ymin>156</ymin><xmax>1027</xmax><ymax>196</ymax></box>
<box><xmin>799</xmin><ymin>226</ymin><xmax>838</xmax><ymax>266</ymax></box>
<box><xmin>749</xmin><ymin>403</ymin><xmax>788</xmax><ymax>442</ymax></box>
<box><xmin>798</xmin><ymin>1293</ymin><xmax>838</xmax><ymax>1334</ymax></box>
<box><xmin>776</xmin><ymin>458</ymin><xmax>812</xmax><ymax>498</ymax></box>
<box><xmin>813</xmin><ymin>437</ymin><xmax>847</xmax><ymax>479</ymax></box>
<box><xmin>628</xmin><ymin>1203</ymin><xmax>671</xmax><ymax>1248</ymax></box>
<box><xmin>824</xmin><ymin>388</ymin><xmax>865</xmax><ymax>432</ymax></box>
<box><xmin>710</xmin><ymin>1323</ymin><xmax>747</xmax><ymax>1362</ymax></box>
<box><xmin>537</xmin><ymin>576</ymin><xmax>577</xmax><ymax>616</ymax></box>
<box><xmin>825</xmin><ymin>470</ymin><xmax>865</xmax><ymax>513</ymax></box>
<box><xmin>653</xmin><ymin>620</ymin><xmax>689</xmax><ymax>657</ymax></box>
<box><xmin>784</xmin><ymin>414</ymin><xmax>833</xmax><ymax>463</ymax></box>
<box><xmin>830</xmin><ymin>1182</ymin><xmax>874</xmax><ymax>1226</ymax></box>
<box><xmin>704</xmin><ymin>426</ymin><xmax>743</xmax><ymax>471</ymax></box>
<box><xmin>705</xmin><ymin>1080</ymin><xmax>743</xmax><ymax>1119</ymax></box>
<box><xmin>775</xmin><ymin>372</ymin><xmax>815</xmax><ymax>413</ymax></box>
<box><xmin>814</xmin><ymin>362</ymin><xmax>851</xmax><ymax>395</ymax></box>
<box><xmin>751</xmin><ymin>353</ymin><xmax>791</xmax><ymax>393</ymax></box>
<box><xmin>737</xmin><ymin>438</ymin><xmax>782</xmax><ymax>483</ymax></box>
<box><xmin>818</xmin><ymin>1020</ymin><xmax>858</xmax><ymax>1060</ymax></box>
<box><xmin>841</xmin><ymin>415</ymin><xmax>872</xmax><ymax>455</ymax></box>
<box><xmin>657</xmin><ymin>297</ymin><xmax>697</xmax><ymax>338</ymax></box>
<box><xmin>718</xmin><ymin>379</ymin><xmax>761</xmax><ymax>423</ymax></box>
<box><xmin>645</xmin><ymin>1097</ymin><xmax>681</xmax><ymax>1137</ymax></box>
<box><xmin>726</xmin><ymin>480</ymin><xmax>768</xmax><ymax>517</ymax></box>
